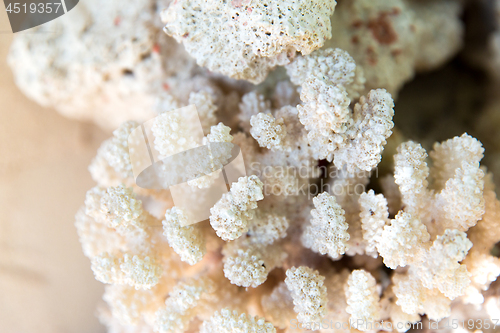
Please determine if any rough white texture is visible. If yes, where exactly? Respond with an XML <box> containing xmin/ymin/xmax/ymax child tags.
<box><xmin>431</xmin><ymin>134</ymin><xmax>486</xmax><ymax>233</ymax></box>
<box><xmin>295</xmin><ymin>61</ymin><xmax>394</xmax><ymax>172</ymax></box>
<box><xmin>462</xmin><ymin>251</ymin><xmax>500</xmax><ymax>305</ymax></box>
<box><xmin>285</xmin><ymin>266</ymin><xmax>328</xmax><ymax>324</ymax></box>
<box><xmin>188</xmin><ymin>91</ymin><xmax>218</xmax><ymax>134</ymax></box>
<box><xmin>389</xmin><ymin>134</ymin><xmax>486</xmax><ymax>238</ymax></box>
<box><xmin>154</xmin><ymin>276</ymin><xmax>216</xmax><ymax>333</ymax></box>
<box><xmin>290</xmin><ymin>51</ymin><xmax>395</xmax><ymax>173</ymax></box>
<box><xmin>163</xmin><ymin>207</ymin><xmax>206</xmax><ymax>265</ymax></box>
<box><xmin>152</xmin><ymin>110</ymin><xmax>199</xmax><ymax>158</ymax></box>
<box><xmin>103</xmin><ymin>284</ymin><xmax>166</xmax><ymax>326</ymax></box>
<box><xmin>286</xmin><ymin>48</ymin><xmax>365</xmax><ymax>98</ymax></box>
<box><xmin>394</xmin><ymin>141</ymin><xmax>429</xmax><ymax>214</ymax></box>
<box><xmin>250</xmin><ymin>113</ymin><xmax>287</xmax><ymax>151</ymax></box>
<box><xmin>301</xmin><ymin>192</ymin><xmax>350</xmax><ymax>259</ymax></box>
<box><xmin>345</xmin><ymin>270</ymin><xmax>381</xmax><ymax>331</ymax></box>
<box><xmin>239</xmin><ymin>92</ymin><xmax>271</xmax><ymax>133</ymax></box>
<box><xmin>91</xmin><ymin>253</ymin><xmax>162</xmax><ymax>290</ymax></box>
<box><xmin>393</xmin><ymin>272</ymin><xmax>452</xmax><ymax>322</ymax></box>
<box><xmin>89</xmin><ymin>121</ymin><xmax>138</xmax><ymax>186</ymax></box>
<box><xmin>75</xmin><ymin>208</ymin><xmax>127</xmax><ymax>259</ymax></box>
<box><xmin>359</xmin><ymin>190</ymin><xmax>389</xmax><ymax>254</ymax></box>
<box><xmin>222</xmin><ymin>238</ymin><xmax>287</xmax><ymax>288</ymax></box>
<box><xmin>417</xmin><ymin>229</ymin><xmax>472</xmax><ymax>300</ymax></box>
<box><xmin>210</xmin><ymin>175</ymin><xmax>264</xmax><ymax>241</ymax></box>
<box><xmin>8</xmin><ymin>0</ymin><xmax>194</xmax><ymax>129</ymax></box>
<box><xmin>468</xmin><ymin>186</ymin><xmax>500</xmax><ymax>254</ymax></box>
<box><xmin>199</xmin><ymin>308</ymin><xmax>276</xmax><ymax>333</ymax></box>
<box><xmin>376</xmin><ymin>211</ymin><xmax>430</xmax><ymax>269</ymax></box>
<box><xmin>162</xmin><ymin>0</ymin><xmax>337</xmax><ymax>83</ymax></box>
<box><xmin>332</xmin><ymin>89</ymin><xmax>395</xmax><ymax>172</ymax></box>
<box><xmin>247</xmin><ymin>212</ymin><xmax>289</xmax><ymax>245</ymax></box>
<box><xmin>188</xmin><ymin>122</ymin><xmax>233</xmax><ymax>189</ymax></box>
<box><xmin>100</xmin><ymin>184</ymin><xmax>146</xmax><ymax>233</ymax></box>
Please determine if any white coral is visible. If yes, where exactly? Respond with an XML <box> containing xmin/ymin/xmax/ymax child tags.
<box><xmin>376</xmin><ymin>211</ymin><xmax>430</xmax><ymax>269</ymax></box>
<box><xmin>210</xmin><ymin>175</ymin><xmax>264</xmax><ymax>241</ymax></box>
<box><xmin>163</xmin><ymin>207</ymin><xmax>206</xmax><ymax>265</ymax></box>
<box><xmin>285</xmin><ymin>266</ymin><xmax>328</xmax><ymax>324</ymax></box>
<box><xmin>162</xmin><ymin>0</ymin><xmax>336</xmax><ymax>83</ymax></box>
<box><xmin>359</xmin><ymin>190</ymin><xmax>389</xmax><ymax>254</ymax></box>
<box><xmin>301</xmin><ymin>192</ymin><xmax>350</xmax><ymax>259</ymax></box>
<box><xmin>91</xmin><ymin>253</ymin><xmax>162</xmax><ymax>290</ymax></box>
<box><xmin>345</xmin><ymin>269</ymin><xmax>381</xmax><ymax>331</ymax></box>
<box><xmin>250</xmin><ymin>113</ymin><xmax>287</xmax><ymax>151</ymax></box>
<box><xmin>222</xmin><ymin>238</ymin><xmax>287</xmax><ymax>288</ymax></box>
<box><xmin>199</xmin><ymin>308</ymin><xmax>276</xmax><ymax>333</ymax></box>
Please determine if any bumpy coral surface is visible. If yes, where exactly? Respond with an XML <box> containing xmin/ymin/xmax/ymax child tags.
<box><xmin>8</xmin><ymin>0</ymin><xmax>499</xmax><ymax>331</ymax></box>
<box><xmin>161</xmin><ymin>0</ymin><xmax>337</xmax><ymax>83</ymax></box>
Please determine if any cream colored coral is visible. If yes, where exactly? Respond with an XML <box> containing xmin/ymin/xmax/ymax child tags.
<box><xmin>393</xmin><ymin>272</ymin><xmax>451</xmax><ymax>321</ymax></box>
<box><xmin>199</xmin><ymin>308</ymin><xmax>276</xmax><ymax>333</ymax></box>
<box><xmin>75</xmin><ymin>207</ymin><xmax>127</xmax><ymax>258</ymax></box>
<box><xmin>163</xmin><ymin>207</ymin><xmax>206</xmax><ymax>265</ymax></box>
<box><xmin>103</xmin><ymin>283</ymin><xmax>167</xmax><ymax>326</ymax></box>
<box><xmin>332</xmin><ymin>89</ymin><xmax>395</xmax><ymax>172</ymax></box>
<box><xmin>468</xmin><ymin>185</ymin><xmax>500</xmax><ymax>253</ymax></box>
<box><xmin>379</xmin><ymin>288</ymin><xmax>420</xmax><ymax>333</ymax></box>
<box><xmin>389</xmin><ymin>134</ymin><xmax>486</xmax><ymax>238</ymax></box>
<box><xmin>417</xmin><ymin>229</ymin><xmax>472</xmax><ymax>299</ymax></box>
<box><xmin>91</xmin><ymin>253</ymin><xmax>162</xmax><ymax>290</ymax></box>
<box><xmin>320</xmin><ymin>269</ymin><xmax>352</xmax><ymax>333</ymax></box>
<box><xmin>7</xmin><ymin>0</ymin><xmax>194</xmax><ymax>129</ymax></box>
<box><xmin>285</xmin><ymin>266</ymin><xmax>328</xmax><ymax>324</ymax></box>
<box><xmin>435</xmin><ymin>161</ymin><xmax>485</xmax><ymax>232</ymax></box>
<box><xmin>188</xmin><ymin>122</ymin><xmax>233</xmax><ymax>189</ymax></box>
<box><xmin>89</xmin><ymin>121</ymin><xmax>138</xmax><ymax>185</ymax></box>
<box><xmin>188</xmin><ymin>91</ymin><xmax>218</xmax><ymax>134</ymax></box>
<box><xmin>301</xmin><ymin>192</ymin><xmax>350</xmax><ymax>259</ymax></box>
<box><xmin>285</xmin><ymin>48</ymin><xmax>365</xmax><ymax>98</ymax></box>
<box><xmin>261</xmin><ymin>282</ymin><xmax>295</xmax><ymax>329</ymax></box>
<box><xmin>294</xmin><ymin>55</ymin><xmax>394</xmax><ymax>171</ymax></box>
<box><xmin>154</xmin><ymin>276</ymin><xmax>216</xmax><ymax>333</ymax></box>
<box><xmin>393</xmin><ymin>141</ymin><xmax>429</xmax><ymax>214</ymax></box>
<box><xmin>100</xmin><ymin>184</ymin><xmax>146</xmax><ymax>232</ymax></box>
<box><xmin>250</xmin><ymin>113</ymin><xmax>287</xmax><ymax>151</ymax></box>
<box><xmin>162</xmin><ymin>0</ymin><xmax>336</xmax><ymax>83</ymax></box>
<box><xmin>210</xmin><ymin>175</ymin><xmax>264</xmax><ymax>241</ymax></box>
<box><xmin>345</xmin><ymin>269</ymin><xmax>381</xmax><ymax>331</ymax></box>
<box><xmin>462</xmin><ymin>251</ymin><xmax>500</xmax><ymax>305</ymax></box>
<box><xmin>376</xmin><ymin>211</ymin><xmax>430</xmax><ymax>269</ymax></box>
<box><xmin>430</xmin><ymin>133</ymin><xmax>484</xmax><ymax>190</ymax></box>
<box><xmin>152</xmin><ymin>110</ymin><xmax>199</xmax><ymax>158</ymax></box>
<box><xmin>222</xmin><ymin>238</ymin><xmax>287</xmax><ymax>288</ymax></box>
<box><xmin>239</xmin><ymin>92</ymin><xmax>271</xmax><ymax>133</ymax></box>
<box><xmin>297</xmin><ymin>77</ymin><xmax>351</xmax><ymax>160</ymax></box>
<box><xmin>247</xmin><ymin>211</ymin><xmax>289</xmax><ymax>245</ymax></box>
<box><xmin>359</xmin><ymin>190</ymin><xmax>389</xmax><ymax>254</ymax></box>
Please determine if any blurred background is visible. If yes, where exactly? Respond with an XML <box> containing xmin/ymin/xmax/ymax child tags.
<box><xmin>0</xmin><ymin>12</ymin><xmax>106</xmax><ymax>333</ymax></box>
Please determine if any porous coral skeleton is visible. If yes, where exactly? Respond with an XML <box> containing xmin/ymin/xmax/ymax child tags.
<box><xmin>8</xmin><ymin>0</ymin><xmax>496</xmax><ymax>331</ymax></box>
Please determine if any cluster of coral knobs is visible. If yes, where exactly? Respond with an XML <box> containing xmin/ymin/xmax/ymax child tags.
<box><xmin>8</xmin><ymin>0</ymin><xmax>500</xmax><ymax>332</ymax></box>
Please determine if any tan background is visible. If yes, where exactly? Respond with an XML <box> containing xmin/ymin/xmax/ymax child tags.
<box><xmin>0</xmin><ymin>11</ymin><xmax>107</xmax><ymax>333</ymax></box>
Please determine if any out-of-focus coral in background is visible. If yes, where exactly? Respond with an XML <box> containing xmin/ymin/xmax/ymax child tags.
<box><xmin>3</xmin><ymin>0</ymin><xmax>500</xmax><ymax>332</ymax></box>
<box><xmin>0</xmin><ymin>12</ymin><xmax>106</xmax><ymax>333</ymax></box>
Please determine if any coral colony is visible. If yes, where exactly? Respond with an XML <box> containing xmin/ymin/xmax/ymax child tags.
<box><xmin>8</xmin><ymin>0</ymin><xmax>500</xmax><ymax>332</ymax></box>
